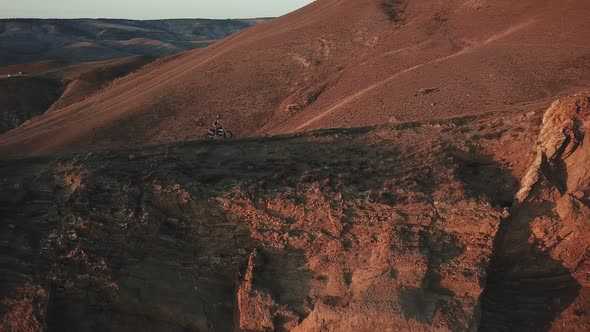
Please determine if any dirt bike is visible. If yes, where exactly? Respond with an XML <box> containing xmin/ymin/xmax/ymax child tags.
<box><xmin>206</xmin><ymin>126</ymin><xmax>233</xmax><ymax>140</ymax></box>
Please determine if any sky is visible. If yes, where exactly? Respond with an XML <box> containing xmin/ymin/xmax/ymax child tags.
<box><xmin>0</xmin><ymin>0</ymin><xmax>315</xmax><ymax>20</ymax></box>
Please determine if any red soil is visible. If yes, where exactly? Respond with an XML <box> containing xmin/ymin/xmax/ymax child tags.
<box><xmin>0</xmin><ymin>0</ymin><xmax>589</xmax><ymax>157</ymax></box>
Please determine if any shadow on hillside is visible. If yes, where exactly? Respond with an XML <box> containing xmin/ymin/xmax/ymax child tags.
<box><xmin>478</xmin><ymin>204</ymin><xmax>581</xmax><ymax>331</ymax></box>
<box><xmin>252</xmin><ymin>248</ymin><xmax>314</xmax><ymax>317</ymax></box>
<box><xmin>450</xmin><ymin>150</ymin><xmax>581</xmax><ymax>331</ymax></box>
<box><xmin>3</xmin><ymin>125</ymin><xmax>580</xmax><ymax>331</ymax></box>
<box><xmin>451</xmin><ymin>150</ymin><xmax>518</xmax><ymax>208</ymax></box>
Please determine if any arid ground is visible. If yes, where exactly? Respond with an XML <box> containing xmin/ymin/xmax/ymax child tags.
<box><xmin>1</xmin><ymin>0</ymin><xmax>590</xmax><ymax>331</ymax></box>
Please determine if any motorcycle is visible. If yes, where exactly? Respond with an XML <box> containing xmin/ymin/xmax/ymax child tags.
<box><xmin>206</xmin><ymin>126</ymin><xmax>233</xmax><ymax>140</ymax></box>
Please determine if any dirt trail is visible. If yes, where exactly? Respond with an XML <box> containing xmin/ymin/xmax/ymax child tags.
<box><xmin>0</xmin><ymin>0</ymin><xmax>587</xmax><ymax>157</ymax></box>
<box><xmin>295</xmin><ymin>19</ymin><xmax>536</xmax><ymax>131</ymax></box>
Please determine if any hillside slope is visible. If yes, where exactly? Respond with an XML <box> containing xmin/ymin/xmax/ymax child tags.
<box><xmin>0</xmin><ymin>18</ymin><xmax>269</xmax><ymax>66</ymax></box>
<box><xmin>0</xmin><ymin>0</ymin><xmax>589</xmax><ymax>157</ymax></box>
<box><xmin>1</xmin><ymin>97</ymin><xmax>590</xmax><ymax>331</ymax></box>
<box><xmin>0</xmin><ymin>56</ymin><xmax>154</xmax><ymax>134</ymax></box>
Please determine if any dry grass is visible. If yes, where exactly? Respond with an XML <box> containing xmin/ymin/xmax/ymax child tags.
<box><xmin>0</xmin><ymin>284</ymin><xmax>47</xmax><ymax>332</ymax></box>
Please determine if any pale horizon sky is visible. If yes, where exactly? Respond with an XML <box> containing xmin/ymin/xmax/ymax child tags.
<box><xmin>0</xmin><ymin>0</ymin><xmax>315</xmax><ymax>20</ymax></box>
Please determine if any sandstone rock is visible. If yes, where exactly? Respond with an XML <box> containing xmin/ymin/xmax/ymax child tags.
<box><xmin>515</xmin><ymin>95</ymin><xmax>590</xmax><ymax>203</ymax></box>
<box><xmin>2</xmin><ymin>106</ymin><xmax>579</xmax><ymax>330</ymax></box>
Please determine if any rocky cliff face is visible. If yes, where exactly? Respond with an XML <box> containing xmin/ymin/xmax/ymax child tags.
<box><xmin>1</xmin><ymin>96</ymin><xmax>589</xmax><ymax>331</ymax></box>
<box><xmin>480</xmin><ymin>95</ymin><xmax>590</xmax><ymax>331</ymax></box>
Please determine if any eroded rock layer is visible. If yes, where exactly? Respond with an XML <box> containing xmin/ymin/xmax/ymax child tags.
<box><xmin>480</xmin><ymin>95</ymin><xmax>590</xmax><ymax>331</ymax></box>
<box><xmin>2</xmin><ymin>97</ymin><xmax>590</xmax><ymax>331</ymax></box>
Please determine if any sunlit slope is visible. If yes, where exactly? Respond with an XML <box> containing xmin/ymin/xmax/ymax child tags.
<box><xmin>0</xmin><ymin>0</ymin><xmax>589</xmax><ymax>157</ymax></box>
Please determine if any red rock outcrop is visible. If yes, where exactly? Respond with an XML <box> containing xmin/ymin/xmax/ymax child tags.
<box><xmin>480</xmin><ymin>95</ymin><xmax>590</xmax><ymax>331</ymax></box>
<box><xmin>2</xmin><ymin>97</ymin><xmax>590</xmax><ymax>330</ymax></box>
<box><xmin>0</xmin><ymin>110</ymin><xmax>519</xmax><ymax>331</ymax></box>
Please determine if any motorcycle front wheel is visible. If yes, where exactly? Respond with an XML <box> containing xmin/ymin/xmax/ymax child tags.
<box><xmin>224</xmin><ymin>131</ymin><xmax>233</xmax><ymax>139</ymax></box>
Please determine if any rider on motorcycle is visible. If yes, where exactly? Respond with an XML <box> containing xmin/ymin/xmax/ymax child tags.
<box><xmin>213</xmin><ymin>115</ymin><xmax>222</xmax><ymax>132</ymax></box>
<box><xmin>207</xmin><ymin>115</ymin><xmax>233</xmax><ymax>140</ymax></box>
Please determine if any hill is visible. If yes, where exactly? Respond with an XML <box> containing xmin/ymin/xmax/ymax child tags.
<box><xmin>0</xmin><ymin>18</ymin><xmax>269</xmax><ymax>66</ymax></box>
<box><xmin>0</xmin><ymin>56</ymin><xmax>154</xmax><ymax>134</ymax></box>
<box><xmin>0</xmin><ymin>18</ymin><xmax>268</xmax><ymax>137</ymax></box>
<box><xmin>0</xmin><ymin>0</ymin><xmax>589</xmax><ymax>157</ymax></box>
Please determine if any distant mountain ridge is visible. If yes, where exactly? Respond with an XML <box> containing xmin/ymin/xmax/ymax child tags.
<box><xmin>0</xmin><ymin>18</ymin><xmax>271</xmax><ymax>66</ymax></box>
